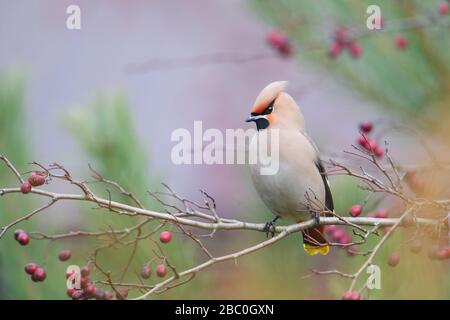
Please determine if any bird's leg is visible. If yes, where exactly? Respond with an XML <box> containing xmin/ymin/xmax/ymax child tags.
<box><xmin>312</xmin><ymin>211</ymin><xmax>321</xmax><ymax>225</ymax></box>
<box><xmin>306</xmin><ymin>204</ymin><xmax>321</xmax><ymax>225</ymax></box>
<box><xmin>263</xmin><ymin>215</ymin><xmax>280</xmax><ymax>238</ymax></box>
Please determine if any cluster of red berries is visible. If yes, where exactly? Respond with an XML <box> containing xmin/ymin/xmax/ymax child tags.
<box><xmin>138</xmin><ymin>231</ymin><xmax>172</xmax><ymax>279</ymax></box>
<box><xmin>14</xmin><ymin>229</ymin><xmax>30</xmax><ymax>246</ymax></box>
<box><xmin>324</xmin><ymin>225</ymin><xmax>352</xmax><ymax>245</ymax></box>
<box><xmin>328</xmin><ymin>27</ymin><xmax>362</xmax><ymax>60</ymax></box>
<box><xmin>266</xmin><ymin>30</ymin><xmax>293</xmax><ymax>57</ymax></box>
<box><xmin>140</xmin><ymin>263</ymin><xmax>168</xmax><ymax>279</ymax></box>
<box><xmin>342</xmin><ymin>291</ymin><xmax>361</xmax><ymax>300</ymax></box>
<box><xmin>20</xmin><ymin>172</ymin><xmax>46</xmax><ymax>194</ymax></box>
<box><xmin>24</xmin><ymin>262</ymin><xmax>46</xmax><ymax>282</ymax></box>
<box><xmin>66</xmin><ymin>266</ymin><xmax>127</xmax><ymax>300</ymax></box>
<box><xmin>394</xmin><ymin>2</ymin><xmax>450</xmax><ymax>51</ymax></box>
<box><xmin>405</xmin><ymin>236</ymin><xmax>450</xmax><ymax>261</ymax></box>
<box><xmin>356</xmin><ymin>121</ymin><xmax>384</xmax><ymax>158</ymax></box>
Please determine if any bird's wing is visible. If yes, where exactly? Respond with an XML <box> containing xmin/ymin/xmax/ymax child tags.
<box><xmin>315</xmin><ymin>159</ymin><xmax>334</xmax><ymax>212</ymax></box>
<box><xmin>303</xmin><ymin>132</ymin><xmax>334</xmax><ymax>212</ymax></box>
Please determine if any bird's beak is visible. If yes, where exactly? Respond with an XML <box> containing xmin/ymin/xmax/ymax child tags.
<box><xmin>246</xmin><ymin>115</ymin><xmax>256</xmax><ymax>123</ymax></box>
<box><xmin>245</xmin><ymin>115</ymin><xmax>265</xmax><ymax>123</ymax></box>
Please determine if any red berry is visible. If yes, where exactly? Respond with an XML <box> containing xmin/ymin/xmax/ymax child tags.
<box><xmin>410</xmin><ymin>239</ymin><xmax>422</xmax><ymax>254</ymax></box>
<box><xmin>278</xmin><ymin>41</ymin><xmax>293</xmax><ymax>57</ymax></box>
<box><xmin>159</xmin><ymin>231</ymin><xmax>172</xmax><ymax>244</ymax></box>
<box><xmin>80</xmin><ymin>277</ymin><xmax>90</xmax><ymax>289</ymax></box>
<box><xmin>374</xmin><ymin>146</ymin><xmax>384</xmax><ymax>158</ymax></box>
<box><xmin>404</xmin><ymin>171</ymin><xmax>426</xmax><ymax>193</ymax></box>
<box><xmin>395</xmin><ymin>35</ymin><xmax>408</xmax><ymax>50</ymax></box>
<box><xmin>436</xmin><ymin>248</ymin><xmax>448</xmax><ymax>260</ymax></box>
<box><xmin>17</xmin><ymin>232</ymin><xmax>30</xmax><ymax>246</ymax></box>
<box><xmin>156</xmin><ymin>264</ymin><xmax>167</xmax><ymax>278</ymax></box>
<box><xmin>266</xmin><ymin>30</ymin><xmax>285</xmax><ymax>48</ymax></box>
<box><xmin>14</xmin><ymin>229</ymin><xmax>25</xmax><ymax>240</ymax></box>
<box><xmin>334</xmin><ymin>27</ymin><xmax>348</xmax><ymax>45</ymax></box>
<box><xmin>116</xmin><ymin>288</ymin><xmax>129</xmax><ymax>299</ymax></box>
<box><xmin>31</xmin><ymin>267</ymin><xmax>46</xmax><ymax>282</ymax></box>
<box><xmin>388</xmin><ymin>253</ymin><xmax>400</xmax><ymax>267</ymax></box>
<box><xmin>343</xmin><ymin>291</ymin><xmax>360</xmax><ymax>300</ymax></box>
<box><xmin>365</xmin><ymin>138</ymin><xmax>378</xmax><ymax>151</ymax></box>
<box><xmin>66</xmin><ymin>288</ymin><xmax>74</xmax><ymax>298</ymax></box>
<box><xmin>439</xmin><ymin>2</ymin><xmax>449</xmax><ymax>15</ymax></box>
<box><xmin>71</xmin><ymin>290</ymin><xmax>84</xmax><ymax>300</ymax></box>
<box><xmin>359</xmin><ymin>121</ymin><xmax>373</xmax><ymax>133</ymax></box>
<box><xmin>342</xmin><ymin>291</ymin><xmax>353</xmax><ymax>300</ymax></box>
<box><xmin>375</xmin><ymin>208</ymin><xmax>388</xmax><ymax>219</ymax></box>
<box><xmin>349</xmin><ymin>42</ymin><xmax>362</xmax><ymax>59</ymax></box>
<box><xmin>331</xmin><ymin>228</ymin><xmax>345</xmax><ymax>242</ymax></box>
<box><xmin>66</xmin><ymin>270</ymin><xmax>75</xmax><ymax>279</ymax></box>
<box><xmin>349</xmin><ymin>205</ymin><xmax>362</xmax><ymax>217</ymax></box>
<box><xmin>84</xmin><ymin>283</ymin><xmax>96</xmax><ymax>298</ymax></box>
<box><xmin>80</xmin><ymin>266</ymin><xmax>90</xmax><ymax>277</ymax></box>
<box><xmin>328</xmin><ymin>41</ymin><xmax>342</xmax><ymax>59</ymax></box>
<box><xmin>20</xmin><ymin>182</ymin><xmax>32</xmax><ymax>194</ymax></box>
<box><xmin>94</xmin><ymin>288</ymin><xmax>105</xmax><ymax>300</ymax></box>
<box><xmin>140</xmin><ymin>265</ymin><xmax>151</xmax><ymax>279</ymax></box>
<box><xmin>58</xmin><ymin>250</ymin><xmax>72</xmax><ymax>262</ymax></box>
<box><xmin>350</xmin><ymin>292</ymin><xmax>361</xmax><ymax>300</ymax></box>
<box><xmin>103</xmin><ymin>291</ymin><xmax>113</xmax><ymax>300</ymax></box>
<box><xmin>358</xmin><ymin>135</ymin><xmax>367</xmax><ymax>147</ymax></box>
<box><xmin>25</xmin><ymin>263</ymin><xmax>38</xmax><ymax>275</ymax></box>
<box><xmin>446</xmin><ymin>247</ymin><xmax>450</xmax><ymax>259</ymax></box>
<box><xmin>28</xmin><ymin>172</ymin><xmax>45</xmax><ymax>187</ymax></box>
<box><xmin>324</xmin><ymin>225</ymin><xmax>337</xmax><ymax>234</ymax></box>
<box><xmin>339</xmin><ymin>233</ymin><xmax>352</xmax><ymax>245</ymax></box>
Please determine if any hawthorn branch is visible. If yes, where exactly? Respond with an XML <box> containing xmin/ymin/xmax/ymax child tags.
<box><xmin>1</xmin><ymin>155</ymin><xmax>448</xmax><ymax>299</ymax></box>
<box><xmin>0</xmin><ymin>186</ymin><xmax>441</xmax><ymax>233</ymax></box>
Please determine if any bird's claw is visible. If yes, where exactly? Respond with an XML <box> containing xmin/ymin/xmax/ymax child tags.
<box><xmin>313</xmin><ymin>211</ymin><xmax>321</xmax><ymax>225</ymax></box>
<box><xmin>263</xmin><ymin>216</ymin><xmax>280</xmax><ymax>238</ymax></box>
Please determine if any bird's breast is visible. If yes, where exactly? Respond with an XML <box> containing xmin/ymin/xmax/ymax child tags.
<box><xmin>249</xmin><ymin>130</ymin><xmax>325</xmax><ymax>222</ymax></box>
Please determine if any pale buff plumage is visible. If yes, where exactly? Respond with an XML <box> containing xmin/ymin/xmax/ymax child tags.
<box><xmin>247</xmin><ymin>81</ymin><xmax>332</xmax><ymax>255</ymax></box>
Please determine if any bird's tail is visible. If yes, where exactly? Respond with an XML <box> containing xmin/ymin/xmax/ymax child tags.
<box><xmin>302</xmin><ymin>226</ymin><xmax>329</xmax><ymax>256</ymax></box>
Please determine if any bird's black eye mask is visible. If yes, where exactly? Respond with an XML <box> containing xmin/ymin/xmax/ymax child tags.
<box><xmin>252</xmin><ymin>98</ymin><xmax>275</xmax><ymax>116</ymax></box>
<box><xmin>247</xmin><ymin>99</ymin><xmax>275</xmax><ymax>131</ymax></box>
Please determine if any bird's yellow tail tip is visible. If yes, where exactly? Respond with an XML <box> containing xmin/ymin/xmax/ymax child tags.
<box><xmin>303</xmin><ymin>244</ymin><xmax>330</xmax><ymax>256</ymax></box>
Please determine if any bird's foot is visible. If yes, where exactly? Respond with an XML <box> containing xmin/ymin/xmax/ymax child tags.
<box><xmin>312</xmin><ymin>211</ymin><xmax>321</xmax><ymax>225</ymax></box>
<box><xmin>263</xmin><ymin>216</ymin><xmax>280</xmax><ymax>238</ymax></box>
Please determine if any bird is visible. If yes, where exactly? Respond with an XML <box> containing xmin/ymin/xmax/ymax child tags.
<box><xmin>246</xmin><ymin>81</ymin><xmax>333</xmax><ymax>255</ymax></box>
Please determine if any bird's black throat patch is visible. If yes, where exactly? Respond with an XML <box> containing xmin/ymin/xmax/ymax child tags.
<box><xmin>255</xmin><ymin>118</ymin><xmax>269</xmax><ymax>131</ymax></box>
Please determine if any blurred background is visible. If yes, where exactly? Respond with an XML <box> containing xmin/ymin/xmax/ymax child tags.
<box><xmin>1</xmin><ymin>0</ymin><xmax>450</xmax><ymax>299</ymax></box>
